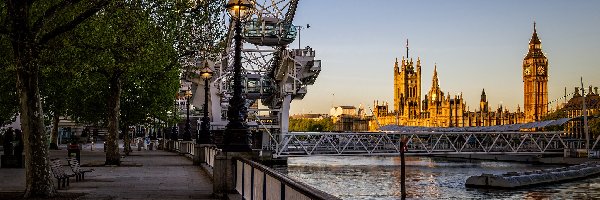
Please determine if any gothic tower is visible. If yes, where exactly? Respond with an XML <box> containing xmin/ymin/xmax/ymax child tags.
<box><xmin>523</xmin><ymin>22</ymin><xmax>548</xmax><ymax>122</ymax></box>
<box><xmin>480</xmin><ymin>89</ymin><xmax>488</xmax><ymax>112</ymax></box>
<box><xmin>425</xmin><ymin>65</ymin><xmax>445</xmax><ymax>126</ymax></box>
<box><xmin>393</xmin><ymin>42</ymin><xmax>421</xmax><ymax>121</ymax></box>
<box><xmin>427</xmin><ymin>65</ymin><xmax>444</xmax><ymax>115</ymax></box>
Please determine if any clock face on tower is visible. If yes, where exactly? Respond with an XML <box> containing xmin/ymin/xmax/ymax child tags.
<box><xmin>524</xmin><ymin>67</ymin><xmax>531</xmax><ymax>75</ymax></box>
<box><xmin>537</xmin><ymin>66</ymin><xmax>545</xmax><ymax>75</ymax></box>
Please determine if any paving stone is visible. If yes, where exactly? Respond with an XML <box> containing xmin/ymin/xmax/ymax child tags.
<box><xmin>0</xmin><ymin>144</ymin><xmax>217</xmax><ymax>199</ymax></box>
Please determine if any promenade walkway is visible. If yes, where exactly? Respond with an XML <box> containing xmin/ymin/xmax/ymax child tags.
<box><xmin>0</xmin><ymin>142</ymin><xmax>216</xmax><ymax>200</ymax></box>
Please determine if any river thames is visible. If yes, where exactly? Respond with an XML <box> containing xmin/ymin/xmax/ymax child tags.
<box><xmin>284</xmin><ymin>156</ymin><xmax>600</xmax><ymax>199</ymax></box>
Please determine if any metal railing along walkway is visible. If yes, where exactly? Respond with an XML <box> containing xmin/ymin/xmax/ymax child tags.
<box><xmin>273</xmin><ymin>131</ymin><xmax>569</xmax><ymax>157</ymax></box>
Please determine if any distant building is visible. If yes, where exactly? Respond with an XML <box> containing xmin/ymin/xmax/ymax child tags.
<box><xmin>177</xmin><ymin>80</ymin><xmax>194</xmax><ymax>112</ymax></box>
<box><xmin>373</xmin><ymin>86</ymin><xmax>525</xmax><ymax>130</ymax></box>
<box><xmin>564</xmin><ymin>86</ymin><xmax>600</xmax><ymax>139</ymax></box>
<box><xmin>371</xmin><ymin>24</ymin><xmax>550</xmax><ymax>129</ymax></box>
<box><xmin>522</xmin><ymin>22</ymin><xmax>549</xmax><ymax>122</ymax></box>
<box><xmin>330</xmin><ymin>105</ymin><xmax>369</xmax><ymax>132</ymax></box>
<box><xmin>290</xmin><ymin>114</ymin><xmax>328</xmax><ymax>120</ymax></box>
<box><xmin>330</xmin><ymin>106</ymin><xmax>357</xmax><ymax>117</ymax></box>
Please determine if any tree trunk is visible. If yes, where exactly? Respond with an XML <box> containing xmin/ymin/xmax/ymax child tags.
<box><xmin>17</xmin><ymin>67</ymin><xmax>56</xmax><ymax>198</ymax></box>
<box><xmin>8</xmin><ymin>0</ymin><xmax>56</xmax><ymax>197</ymax></box>
<box><xmin>16</xmin><ymin>56</ymin><xmax>56</xmax><ymax>198</ymax></box>
<box><xmin>105</xmin><ymin>73</ymin><xmax>121</xmax><ymax>165</ymax></box>
<box><xmin>50</xmin><ymin>112</ymin><xmax>60</xmax><ymax>150</ymax></box>
<box><xmin>122</xmin><ymin>125</ymin><xmax>131</xmax><ymax>156</ymax></box>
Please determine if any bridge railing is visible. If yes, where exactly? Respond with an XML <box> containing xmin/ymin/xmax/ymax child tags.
<box><xmin>179</xmin><ymin>141</ymin><xmax>195</xmax><ymax>156</ymax></box>
<box><xmin>274</xmin><ymin>131</ymin><xmax>569</xmax><ymax>157</ymax></box>
<box><xmin>234</xmin><ymin>157</ymin><xmax>340</xmax><ymax>200</ymax></box>
<box><xmin>166</xmin><ymin>140</ymin><xmax>197</xmax><ymax>156</ymax></box>
<box><xmin>174</xmin><ymin>140</ymin><xmax>181</xmax><ymax>152</ymax></box>
<box><xmin>167</xmin><ymin>143</ymin><xmax>339</xmax><ymax>199</ymax></box>
<box><xmin>204</xmin><ymin>146</ymin><xmax>219</xmax><ymax>168</ymax></box>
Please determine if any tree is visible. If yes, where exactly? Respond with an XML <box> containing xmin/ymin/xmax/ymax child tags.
<box><xmin>119</xmin><ymin>68</ymin><xmax>180</xmax><ymax>155</ymax></box>
<box><xmin>0</xmin><ymin>37</ymin><xmax>18</xmax><ymax>127</ymax></box>
<box><xmin>39</xmin><ymin>37</ymin><xmax>86</xmax><ymax>149</ymax></box>
<box><xmin>289</xmin><ymin>117</ymin><xmax>334</xmax><ymax>132</ymax></box>
<box><xmin>66</xmin><ymin>1</ymin><xmax>185</xmax><ymax>164</ymax></box>
<box><xmin>153</xmin><ymin>0</ymin><xmax>227</xmax><ymax>69</ymax></box>
<box><xmin>1</xmin><ymin>0</ymin><xmax>223</xmax><ymax>196</ymax></box>
<box><xmin>47</xmin><ymin>0</ymin><xmax>225</xmax><ymax>163</ymax></box>
<box><xmin>544</xmin><ymin>107</ymin><xmax>600</xmax><ymax>137</ymax></box>
<box><xmin>1</xmin><ymin>0</ymin><xmax>109</xmax><ymax>197</ymax></box>
<box><xmin>542</xmin><ymin>108</ymin><xmax>568</xmax><ymax>121</ymax></box>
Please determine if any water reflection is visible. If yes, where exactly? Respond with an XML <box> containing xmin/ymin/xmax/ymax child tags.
<box><xmin>285</xmin><ymin>156</ymin><xmax>600</xmax><ymax>199</ymax></box>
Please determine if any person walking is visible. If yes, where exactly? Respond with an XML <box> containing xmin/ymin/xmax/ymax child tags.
<box><xmin>144</xmin><ymin>137</ymin><xmax>150</xmax><ymax>150</ymax></box>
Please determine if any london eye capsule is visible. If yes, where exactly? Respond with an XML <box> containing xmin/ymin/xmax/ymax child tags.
<box><xmin>244</xmin><ymin>17</ymin><xmax>297</xmax><ymax>46</ymax></box>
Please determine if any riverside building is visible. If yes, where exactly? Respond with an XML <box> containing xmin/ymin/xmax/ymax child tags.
<box><xmin>371</xmin><ymin>24</ymin><xmax>548</xmax><ymax>129</ymax></box>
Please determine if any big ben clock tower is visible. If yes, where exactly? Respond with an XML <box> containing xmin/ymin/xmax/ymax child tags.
<box><xmin>523</xmin><ymin>22</ymin><xmax>548</xmax><ymax>122</ymax></box>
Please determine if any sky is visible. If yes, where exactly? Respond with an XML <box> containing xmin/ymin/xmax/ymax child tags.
<box><xmin>287</xmin><ymin>0</ymin><xmax>600</xmax><ymax>115</ymax></box>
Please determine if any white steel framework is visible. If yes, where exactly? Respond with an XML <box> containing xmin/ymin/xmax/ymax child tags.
<box><xmin>206</xmin><ymin>0</ymin><xmax>320</xmax><ymax>147</ymax></box>
<box><xmin>272</xmin><ymin>131</ymin><xmax>569</xmax><ymax>157</ymax></box>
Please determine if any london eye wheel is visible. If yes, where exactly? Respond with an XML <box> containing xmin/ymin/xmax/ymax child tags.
<box><xmin>208</xmin><ymin>0</ymin><xmax>321</xmax><ymax>149</ymax></box>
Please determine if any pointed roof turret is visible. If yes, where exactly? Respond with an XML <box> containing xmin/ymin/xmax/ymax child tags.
<box><xmin>394</xmin><ymin>57</ymin><xmax>399</xmax><ymax>72</ymax></box>
<box><xmin>525</xmin><ymin>21</ymin><xmax>545</xmax><ymax>59</ymax></box>
<box><xmin>432</xmin><ymin>64</ymin><xmax>439</xmax><ymax>88</ymax></box>
<box><xmin>529</xmin><ymin>21</ymin><xmax>541</xmax><ymax>45</ymax></box>
<box><xmin>480</xmin><ymin>89</ymin><xmax>487</xmax><ymax>102</ymax></box>
<box><xmin>406</xmin><ymin>39</ymin><xmax>409</xmax><ymax>59</ymax></box>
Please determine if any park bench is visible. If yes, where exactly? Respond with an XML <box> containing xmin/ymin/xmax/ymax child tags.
<box><xmin>66</xmin><ymin>157</ymin><xmax>94</xmax><ymax>181</ymax></box>
<box><xmin>50</xmin><ymin>159</ymin><xmax>75</xmax><ymax>189</ymax></box>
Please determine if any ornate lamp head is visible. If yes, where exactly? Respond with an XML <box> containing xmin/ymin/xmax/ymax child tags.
<box><xmin>225</xmin><ymin>0</ymin><xmax>254</xmax><ymax>21</ymax></box>
<box><xmin>199</xmin><ymin>61</ymin><xmax>213</xmax><ymax>80</ymax></box>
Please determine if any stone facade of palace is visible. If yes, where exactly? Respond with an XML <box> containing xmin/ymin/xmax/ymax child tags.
<box><xmin>371</xmin><ymin>24</ymin><xmax>549</xmax><ymax>129</ymax></box>
<box><xmin>563</xmin><ymin>86</ymin><xmax>600</xmax><ymax>139</ymax></box>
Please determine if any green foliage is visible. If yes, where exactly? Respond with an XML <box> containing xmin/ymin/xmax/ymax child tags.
<box><xmin>590</xmin><ymin>118</ymin><xmax>600</xmax><ymax>138</ymax></box>
<box><xmin>1</xmin><ymin>0</ymin><xmax>226</xmax><ymax>129</ymax></box>
<box><xmin>39</xmin><ymin>34</ymin><xmax>87</xmax><ymax>122</ymax></box>
<box><xmin>289</xmin><ymin>117</ymin><xmax>334</xmax><ymax>132</ymax></box>
<box><xmin>0</xmin><ymin>16</ymin><xmax>18</xmax><ymax>127</ymax></box>
<box><xmin>1</xmin><ymin>0</ymin><xmax>111</xmax><ymax>197</ymax></box>
<box><xmin>543</xmin><ymin>108</ymin><xmax>600</xmax><ymax>135</ymax></box>
<box><xmin>59</xmin><ymin>2</ymin><xmax>182</xmax><ymax>129</ymax></box>
<box><xmin>541</xmin><ymin>109</ymin><xmax>568</xmax><ymax>131</ymax></box>
<box><xmin>0</xmin><ymin>40</ymin><xmax>18</xmax><ymax>127</ymax></box>
<box><xmin>542</xmin><ymin>108</ymin><xmax>568</xmax><ymax>121</ymax></box>
<box><xmin>148</xmin><ymin>0</ymin><xmax>226</xmax><ymax>76</ymax></box>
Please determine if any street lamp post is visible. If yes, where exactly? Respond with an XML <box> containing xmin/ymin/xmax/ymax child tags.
<box><xmin>223</xmin><ymin>0</ymin><xmax>254</xmax><ymax>152</ymax></box>
<box><xmin>198</xmin><ymin>61</ymin><xmax>214</xmax><ymax>144</ymax></box>
<box><xmin>152</xmin><ymin>118</ymin><xmax>158</xmax><ymax>140</ymax></box>
<box><xmin>183</xmin><ymin>90</ymin><xmax>193</xmax><ymax>141</ymax></box>
<box><xmin>166</xmin><ymin>111</ymin><xmax>172</xmax><ymax>140</ymax></box>
<box><xmin>157</xmin><ymin>124</ymin><xmax>162</xmax><ymax>139</ymax></box>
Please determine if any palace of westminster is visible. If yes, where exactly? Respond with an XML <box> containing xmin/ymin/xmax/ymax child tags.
<box><xmin>371</xmin><ymin>24</ymin><xmax>550</xmax><ymax>128</ymax></box>
<box><xmin>312</xmin><ymin>24</ymin><xmax>598</xmax><ymax>134</ymax></box>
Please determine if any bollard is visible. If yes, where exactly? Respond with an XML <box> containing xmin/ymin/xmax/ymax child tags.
<box><xmin>400</xmin><ymin>141</ymin><xmax>406</xmax><ymax>199</ymax></box>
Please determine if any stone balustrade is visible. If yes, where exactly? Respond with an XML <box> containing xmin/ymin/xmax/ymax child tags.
<box><xmin>233</xmin><ymin>157</ymin><xmax>340</xmax><ymax>200</ymax></box>
<box><xmin>178</xmin><ymin>141</ymin><xmax>195</xmax><ymax>156</ymax></box>
<box><xmin>164</xmin><ymin>141</ymin><xmax>339</xmax><ymax>199</ymax></box>
<box><xmin>204</xmin><ymin>146</ymin><xmax>219</xmax><ymax>168</ymax></box>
